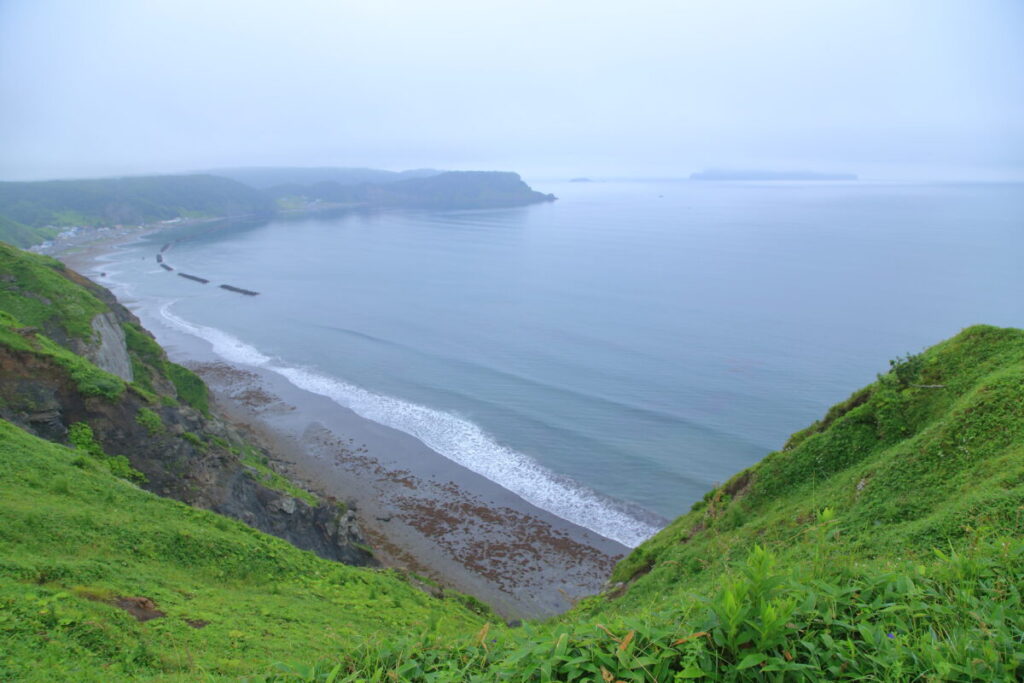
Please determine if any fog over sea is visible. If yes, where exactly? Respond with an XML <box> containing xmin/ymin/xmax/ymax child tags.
<box><xmin>96</xmin><ymin>180</ymin><xmax>1024</xmax><ymax>548</ymax></box>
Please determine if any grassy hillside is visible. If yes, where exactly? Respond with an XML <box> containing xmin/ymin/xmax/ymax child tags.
<box><xmin>603</xmin><ymin>325</ymin><xmax>1024</xmax><ymax>609</ymax></box>
<box><xmin>0</xmin><ymin>214</ymin><xmax>57</xmax><ymax>248</ymax></box>
<box><xmin>0</xmin><ymin>243</ymin><xmax>108</xmax><ymax>341</ymax></box>
<box><xmin>0</xmin><ymin>421</ymin><xmax>485</xmax><ymax>681</ymax></box>
<box><xmin>0</xmin><ymin>175</ymin><xmax>273</xmax><ymax>232</ymax></box>
<box><xmin>272</xmin><ymin>325</ymin><xmax>1024</xmax><ymax>681</ymax></box>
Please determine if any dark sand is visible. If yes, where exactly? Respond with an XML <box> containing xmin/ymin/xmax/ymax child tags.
<box><xmin>59</xmin><ymin>235</ymin><xmax>628</xmax><ymax>620</ymax></box>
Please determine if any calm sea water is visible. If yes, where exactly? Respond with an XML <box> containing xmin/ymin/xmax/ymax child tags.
<box><xmin>100</xmin><ymin>180</ymin><xmax>1024</xmax><ymax>547</ymax></box>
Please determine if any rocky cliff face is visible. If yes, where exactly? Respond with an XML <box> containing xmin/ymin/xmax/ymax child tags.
<box><xmin>86</xmin><ymin>311</ymin><xmax>133</xmax><ymax>381</ymax></box>
<box><xmin>0</xmin><ymin>250</ymin><xmax>376</xmax><ymax>567</ymax></box>
<box><xmin>0</xmin><ymin>339</ymin><xmax>374</xmax><ymax>566</ymax></box>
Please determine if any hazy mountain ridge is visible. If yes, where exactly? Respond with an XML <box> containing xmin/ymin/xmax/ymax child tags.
<box><xmin>206</xmin><ymin>166</ymin><xmax>443</xmax><ymax>190</ymax></box>
<box><xmin>268</xmin><ymin>170</ymin><xmax>557</xmax><ymax>210</ymax></box>
<box><xmin>0</xmin><ymin>175</ymin><xmax>274</xmax><ymax>228</ymax></box>
<box><xmin>0</xmin><ymin>169</ymin><xmax>556</xmax><ymax>247</ymax></box>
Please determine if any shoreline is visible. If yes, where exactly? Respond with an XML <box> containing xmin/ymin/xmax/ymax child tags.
<box><xmin>58</xmin><ymin>231</ymin><xmax>628</xmax><ymax>620</ymax></box>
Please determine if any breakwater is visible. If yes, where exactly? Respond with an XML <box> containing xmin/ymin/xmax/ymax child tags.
<box><xmin>156</xmin><ymin>246</ymin><xmax>258</xmax><ymax>295</ymax></box>
<box><xmin>220</xmin><ymin>284</ymin><xmax>259</xmax><ymax>296</ymax></box>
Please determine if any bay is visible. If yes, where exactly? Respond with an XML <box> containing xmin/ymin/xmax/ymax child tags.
<box><xmin>98</xmin><ymin>180</ymin><xmax>1024</xmax><ymax>546</ymax></box>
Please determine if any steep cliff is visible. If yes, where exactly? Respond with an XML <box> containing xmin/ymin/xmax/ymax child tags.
<box><xmin>0</xmin><ymin>242</ymin><xmax>374</xmax><ymax>567</ymax></box>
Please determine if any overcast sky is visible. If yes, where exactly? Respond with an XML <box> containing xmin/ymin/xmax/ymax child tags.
<box><xmin>1</xmin><ymin>0</ymin><xmax>1022</xmax><ymax>181</ymax></box>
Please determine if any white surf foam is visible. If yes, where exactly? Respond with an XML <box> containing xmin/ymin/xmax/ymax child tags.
<box><xmin>157</xmin><ymin>304</ymin><xmax>661</xmax><ymax>548</ymax></box>
<box><xmin>273</xmin><ymin>365</ymin><xmax>661</xmax><ymax>548</ymax></box>
<box><xmin>158</xmin><ymin>303</ymin><xmax>272</xmax><ymax>366</ymax></box>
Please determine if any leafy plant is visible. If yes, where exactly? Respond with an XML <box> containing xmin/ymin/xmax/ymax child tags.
<box><xmin>68</xmin><ymin>421</ymin><xmax>146</xmax><ymax>483</ymax></box>
<box><xmin>134</xmin><ymin>407</ymin><xmax>164</xmax><ymax>436</ymax></box>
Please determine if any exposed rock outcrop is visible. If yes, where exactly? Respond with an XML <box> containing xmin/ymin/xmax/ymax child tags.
<box><xmin>86</xmin><ymin>311</ymin><xmax>133</xmax><ymax>381</ymax></box>
<box><xmin>0</xmin><ymin>342</ymin><xmax>377</xmax><ymax>567</ymax></box>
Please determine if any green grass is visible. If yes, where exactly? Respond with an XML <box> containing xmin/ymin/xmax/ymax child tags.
<box><xmin>0</xmin><ymin>420</ymin><xmax>485</xmax><ymax>681</ymax></box>
<box><xmin>600</xmin><ymin>325</ymin><xmax>1024</xmax><ymax>615</ymax></box>
<box><xmin>135</xmin><ymin>407</ymin><xmax>165</xmax><ymax>436</ymax></box>
<box><xmin>0</xmin><ymin>242</ymin><xmax>107</xmax><ymax>341</ymax></box>
<box><xmin>164</xmin><ymin>363</ymin><xmax>209</xmax><ymax>415</ymax></box>
<box><xmin>0</xmin><ymin>311</ymin><xmax>125</xmax><ymax>400</ymax></box>
<box><xmin>123</xmin><ymin>322</ymin><xmax>210</xmax><ymax>415</ymax></box>
<box><xmin>239</xmin><ymin>447</ymin><xmax>318</xmax><ymax>507</ymax></box>
<box><xmin>257</xmin><ymin>325</ymin><xmax>1024</xmax><ymax>681</ymax></box>
<box><xmin>68</xmin><ymin>422</ymin><xmax>147</xmax><ymax>483</ymax></box>
<box><xmin>266</xmin><ymin>535</ymin><xmax>1021</xmax><ymax>682</ymax></box>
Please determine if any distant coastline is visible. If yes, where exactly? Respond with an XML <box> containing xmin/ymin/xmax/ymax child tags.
<box><xmin>0</xmin><ymin>168</ymin><xmax>557</xmax><ymax>249</ymax></box>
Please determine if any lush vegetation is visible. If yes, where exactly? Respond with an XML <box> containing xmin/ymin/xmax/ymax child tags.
<box><xmin>239</xmin><ymin>446</ymin><xmax>319</xmax><ymax>508</ymax></box>
<box><xmin>68</xmin><ymin>421</ymin><xmax>147</xmax><ymax>483</ymax></box>
<box><xmin>123</xmin><ymin>321</ymin><xmax>211</xmax><ymax>415</ymax></box>
<box><xmin>262</xmin><ymin>324</ymin><xmax>1022</xmax><ymax>681</ymax></box>
<box><xmin>265</xmin><ymin>534</ymin><xmax>1020</xmax><ymax>681</ymax></box>
<box><xmin>0</xmin><ymin>242</ymin><xmax>107</xmax><ymax>340</ymax></box>
<box><xmin>135</xmin><ymin>407</ymin><xmax>165</xmax><ymax>436</ymax></box>
<box><xmin>164</xmin><ymin>363</ymin><xmax>210</xmax><ymax>415</ymax></box>
<box><xmin>0</xmin><ymin>324</ymin><xmax>1019</xmax><ymax>680</ymax></box>
<box><xmin>0</xmin><ymin>175</ymin><xmax>274</xmax><ymax>238</ymax></box>
<box><xmin>602</xmin><ymin>325</ymin><xmax>1024</xmax><ymax>608</ymax></box>
<box><xmin>0</xmin><ymin>421</ymin><xmax>485</xmax><ymax>681</ymax></box>
<box><xmin>0</xmin><ymin>310</ymin><xmax>126</xmax><ymax>400</ymax></box>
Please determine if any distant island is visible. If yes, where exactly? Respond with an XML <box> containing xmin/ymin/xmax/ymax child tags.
<box><xmin>690</xmin><ymin>169</ymin><xmax>858</xmax><ymax>181</ymax></box>
<box><xmin>569</xmin><ymin>177</ymin><xmax>593</xmax><ymax>183</ymax></box>
<box><xmin>0</xmin><ymin>168</ymin><xmax>557</xmax><ymax>248</ymax></box>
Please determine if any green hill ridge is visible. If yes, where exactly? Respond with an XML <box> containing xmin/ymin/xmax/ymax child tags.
<box><xmin>0</xmin><ymin>240</ymin><xmax>1021</xmax><ymax>680</ymax></box>
<box><xmin>0</xmin><ymin>170</ymin><xmax>556</xmax><ymax>247</ymax></box>
<box><xmin>0</xmin><ymin>175</ymin><xmax>275</xmax><ymax>247</ymax></box>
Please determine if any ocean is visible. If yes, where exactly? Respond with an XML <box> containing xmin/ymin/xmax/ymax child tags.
<box><xmin>94</xmin><ymin>180</ymin><xmax>1024</xmax><ymax>548</ymax></box>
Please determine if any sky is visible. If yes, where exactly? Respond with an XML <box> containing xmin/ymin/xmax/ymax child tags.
<box><xmin>1</xmin><ymin>0</ymin><xmax>1022</xmax><ymax>181</ymax></box>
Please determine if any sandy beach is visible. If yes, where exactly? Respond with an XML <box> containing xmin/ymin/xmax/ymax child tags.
<box><xmin>59</xmin><ymin>231</ymin><xmax>627</xmax><ymax>620</ymax></box>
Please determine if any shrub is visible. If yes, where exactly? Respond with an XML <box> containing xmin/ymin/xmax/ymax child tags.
<box><xmin>68</xmin><ymin>422</ymin><xmax>145</xmax><ymax>483</ymax></box>
<box><xmin>165</xmin><ymin>362</ymin><xmax>209</xmax><ymax>415</ymax></box>
<box><xmin>134</xmin><ymin>407</ymin><xmax>164</xmax><ymax>436</ymax></box>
